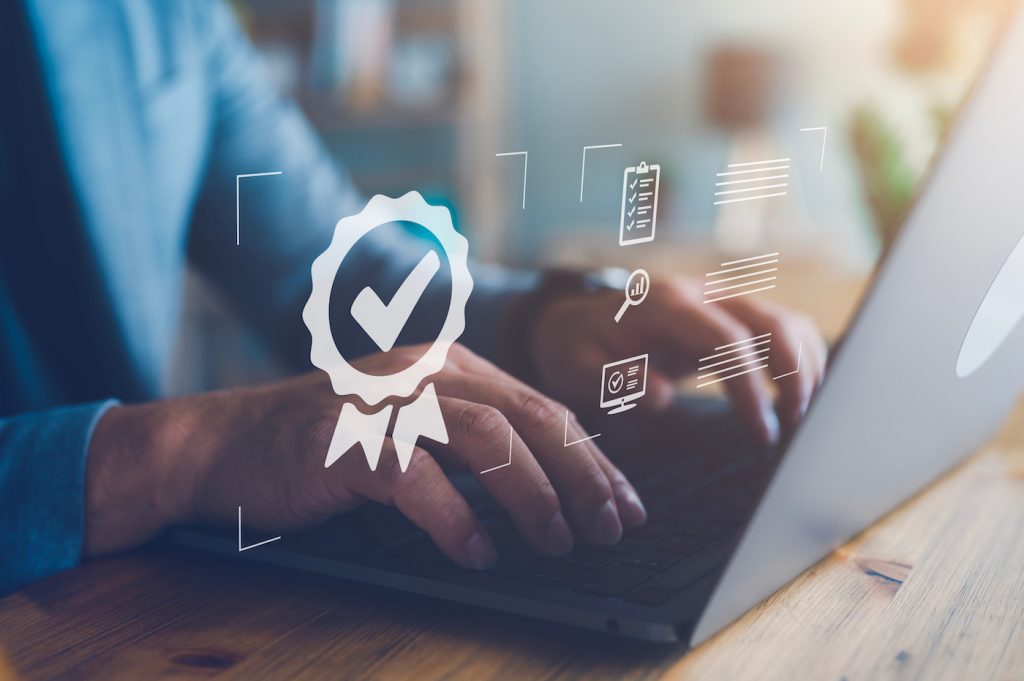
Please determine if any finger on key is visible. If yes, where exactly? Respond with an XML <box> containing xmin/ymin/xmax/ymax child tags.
<box><xmin>324</xmin><ymin>438</ymin><xmax>496</xmax><ymax>570</ymax></box>
<box><xmin>435</xmin><ymin>397</ymin><xmax>574</xmax><ymax>557</ymax></box>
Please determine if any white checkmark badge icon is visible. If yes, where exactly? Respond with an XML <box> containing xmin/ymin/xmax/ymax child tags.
<box><xmin>351</xmin><ymin>250</ymin><xmax>441</xmax><ymax>352</ymax></box>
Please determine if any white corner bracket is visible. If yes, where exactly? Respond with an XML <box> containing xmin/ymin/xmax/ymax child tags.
<box><xmin>495</xmin><ymin>151</ymin><xmax>528</xmax><ymax>210</ymax></box>
<box><xmin>235</xmin><ymin>171</ymin><xmax>283</xmax><ymax>245</ymax></box>
<box><xmin>238</xmin><ymin>506</ymin><xmax>282</xmax><ymax>552</ymax></box>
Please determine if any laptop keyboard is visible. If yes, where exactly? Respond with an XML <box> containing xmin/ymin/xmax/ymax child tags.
<box><xmin>380</xmin><ymin>446</ymin><xmax>778</xmax><ymax>607</ymax></box>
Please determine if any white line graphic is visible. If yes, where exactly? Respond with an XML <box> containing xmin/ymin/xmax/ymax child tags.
<box><xmin>564</xmin><ymin>411</ymin><xmax>601</xmax><ymax>447</ymax></box>
<box><xmin>714</xmin><ymin>192</ymin><xmax>788</xmax><ymax>206</ymax></box>
<box><xmin>238</xmin><ymin>506</ymin><xmax>281</xmax><ymax>552</ymax></box>
<box><xmin>719</xmin><ymin>252</ymin><xmax>782</xmax><ymax>267</ymax></box>
<box><xmin>697</xmin><ymin>364</ymin><xmax>770</xmax><ymax>388</ymax></box>
<box><xmin>496</xmin><ymin>151</ymin><xmax>528</xmax><ymax>210</ymax></box>
<box><xmin>713</xmin><ymin>332</ymin><xmax>773</xmax><ymax>349</ymax></box>
<box><xmin>714</xmin><ymin>157</ymin><xmax>790</xmax><ymax>205</ymax></box>
<box><xmin>697</xmin><ymin>333</ymin><xmax>773</xmax><ymax>389</ymax></box>
<box><xmin>236</xmin><ymin>172</ymin><xmax>283</xmax><ymax>246</ymax></box>
<box><xmin>714</xmin><ymin>183</ymin><xmax>789</xmax><ymax>197</ymax></box>
<box><xmin>772</xmin><ymin>342</ymin><xmax>804</xmax><ymax>380</ymax></box>
<box><xmin>722</xmin><ymin>157</ymin><xmax>792</xmax><ymax>167</ymax></box>
<box><xmin>703</xmin><ymin>252</ymin><xmax>780</xmax><ymax>304</ymax></box>
<box><xmin>715</xmin><ymin>165</ymin><xmax>791</xmax><ymax>177</ymax></box>
<box><xmin>480</xmin><ymin>424</ymin><xmax>514</xmax><ymax>474</ymax></box>
<box><xmin>704</xmin><ymin>267</ymin><xmax>779</xmax><ymax>285</ymax></box>
<box><xmin>716</xmin><ymin>174</ymin><xmax>790</xmax><ymax>187</ymax></box>
<box><xmin>800</xmin><ymin>127</ymin><xmax>828</xmax><ymax>172</ymax></box>
<box><xmin>704</xmin><ymin>276</ymin><xmax>779</xmax><ymax>296</ymax></box>
<box><xmin>703</xmin><ymin>285</ymin><xmax>778</xmax><ymax>303</ymax></box>
<box><xmin>698</xmin><ymin>347</ymin><xmax>771</xmax><ymax>371</ymax></box>
<box><xmin>579</xmin><ymin>143</ymin><xmax>623</xmax><ymax>202</ymax></box>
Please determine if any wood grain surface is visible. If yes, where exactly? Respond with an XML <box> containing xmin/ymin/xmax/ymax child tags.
<box><xmin>2</xmin><ymin>261</ymin><xmax>1022</xmax><ymax>680</ymax></box>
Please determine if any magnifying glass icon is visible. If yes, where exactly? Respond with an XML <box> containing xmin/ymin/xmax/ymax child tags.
<box><xmin>614</xmin><ymin>268</ymin><xmax>650</xmax><ymax>323</ymax></box>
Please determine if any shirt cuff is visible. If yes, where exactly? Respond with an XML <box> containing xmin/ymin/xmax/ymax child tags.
<box><xmin>0</xmin><ymin>399</ymin><xmax>118</xmax><ymax>595</ymax></box>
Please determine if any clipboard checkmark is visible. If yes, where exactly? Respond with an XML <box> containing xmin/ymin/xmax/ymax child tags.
<box><xmin>620</xmin><ymin>162</ymin><xmax>660</xmax><ymax>246</ymax></box>
<box><xmin>351</xmin><ymin>250</ymin><xmax>441</xmax><ymax>352</ymax></box>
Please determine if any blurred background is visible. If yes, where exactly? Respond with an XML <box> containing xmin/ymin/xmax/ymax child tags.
<box><xmin>174</xmin><ymin>0</ymin><xmax>1015</xmax><ymax>392</ymax></box>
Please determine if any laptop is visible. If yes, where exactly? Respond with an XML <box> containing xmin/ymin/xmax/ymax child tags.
<box><xmin>174</xmin><ymin>4</ymin><xmax>1024</xmax><ymax>646</ymax></box>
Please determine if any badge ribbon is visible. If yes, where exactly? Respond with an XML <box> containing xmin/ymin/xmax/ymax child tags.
<box><xmin>302</xmin><ymin>192</ymin><xmax>474</xmax><ymax>472</ymax></box>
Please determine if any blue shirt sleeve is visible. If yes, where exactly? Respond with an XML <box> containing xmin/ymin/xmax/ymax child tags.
<box><xmin>0</xmin><ymin>400</ymin><xmax>117</xmax><ymax>595</ymax></box>
<box><xmin>186</xmin><ymin>1</ymin><xmax>537</xmax><ymax>370</ymax></box>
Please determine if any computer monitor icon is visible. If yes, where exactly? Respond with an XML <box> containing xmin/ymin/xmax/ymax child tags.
<box><xmin>599</xmin><ymin>354</ymin><xmax>648</xmax><ymax>414</ymax></box>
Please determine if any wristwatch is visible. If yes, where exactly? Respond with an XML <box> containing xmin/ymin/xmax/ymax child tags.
<box><xmin>502</xmin><ymin>267</ymin><xmax>629</xmax><ymax>383</ymax></box>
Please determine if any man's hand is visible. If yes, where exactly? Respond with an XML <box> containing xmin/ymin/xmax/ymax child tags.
<box><xmin>84</xmin><ymin>344</ymin><xmax>645</xmax><ymax>570</ymax></box>
<box><xmin>528</xmin><ymin>276</ymin><xmax>828</xmax><ymax>443</ymax></box>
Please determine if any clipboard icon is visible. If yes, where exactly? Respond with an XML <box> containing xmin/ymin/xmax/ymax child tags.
<box><xmin>619</xmin><ymin>162</ymin><xmax>660</xmax><ymax>246</ymax></box>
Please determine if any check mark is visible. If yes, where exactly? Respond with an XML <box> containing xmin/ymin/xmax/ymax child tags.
<box><xmin>629</xmin><ymin>192</ymin><xmax>637</xmax><ymax>203</ymax></box>
<box><xmin>630</xmin><ymin>178</ymin><xmax>638</xmax><ymax>190</ymax></box>
<box><xmin>627</xmin><ymin>219</ymin><xmax>635</xmax><ymax>231</ymax></box>
<box><xmin>351</xmin><ymin>250</ymin><xmax>440</xmax><ymax>352</ymax></box>
<box><xmin>608</xmin><ymin>371</ymin><xmax>624</xmax><ymax>393</ymax></box>
<box><xmin>628</xmin><ymin>206</ymin><xmax>636</xmax><ymax>217</ymax></box>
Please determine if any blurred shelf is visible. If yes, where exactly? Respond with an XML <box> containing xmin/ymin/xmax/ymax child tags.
<box><xmin>300</xmin><ymin>94</ymin><xmax>457</xmax><ymax>132</ymax></box>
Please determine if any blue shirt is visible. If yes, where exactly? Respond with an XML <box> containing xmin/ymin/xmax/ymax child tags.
<box><xmin>0</xmin><ymin>0</ymin><xmax>535</xmax><ymax>594</ymax></box>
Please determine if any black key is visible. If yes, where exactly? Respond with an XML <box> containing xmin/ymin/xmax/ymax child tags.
<box><xmin>490</xmin><ymin>552</ymin><xmax>536</xmax><ymax>577</ymax></box>
<box><xmin>656</xmin><ymin>533</ymin><xmax>712</xmax><ymax>556</ymax></box>
<box><xmin>690</xmin><ymin>521</ymin><xmax>731</xmax><ymax>539</ymax></box>
<box><xmin>565</xmin><ymin>544</ymin><xmax>615</xmax><ymax>569</ymax></box>
<box><xmin>648</xmin><ymin>549</ymin><xmax>726</xmax><ymax>592</ymax></box>
<box><xmin>623</xmin><ymin>548</ymin><xmax>682</xmax><ymax>571</ymax></box>
<box><xmin>625</xmin><ymin>523</ymin><xmax>673</xmax><ymax>541</ymax></box>
<box><xmin>381</xmin><ymin>538</ymin><xmax>444</xmax><ymax>566</ymax></box>
<box><xmin>607</xmin><ymin>537</ymin><xmax>649</xmax><ymax>555</ymax></box>
<box><xmin>575</xmin><ymin>563</ymin><xmax>658</xmax><ymax>596</ymax></box>
<box><xmin>523</xmin><ymin>560</ymin><xmax>589</xmax><ymax>583</ymax></box>
<box><xmin>625</xmin><ymin>587</ymin><xmax>673</xmax><ymax>606</ymax></box>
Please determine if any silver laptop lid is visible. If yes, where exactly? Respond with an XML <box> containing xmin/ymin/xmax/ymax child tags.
<box><xmin>692</xmin><ymin>2</ymin><xmax>1024</xmax><ymax>646</ymax></box>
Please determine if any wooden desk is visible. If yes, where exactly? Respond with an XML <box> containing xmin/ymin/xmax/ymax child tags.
<box><xmin>3</xmin><ymin>260</ymin><xmax>1024</xmax><ymax>680</ymax></box>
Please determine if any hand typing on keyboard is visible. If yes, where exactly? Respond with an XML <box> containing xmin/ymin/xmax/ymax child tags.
<box><xmin>528</xmin><ymin>276</ymin><xmax>828</xmax><ymax>444</ymax></box>
<box><xmin>84</xmin><ymin>343</ymin><xmax>646</xmax><ymax>573</ymax></box>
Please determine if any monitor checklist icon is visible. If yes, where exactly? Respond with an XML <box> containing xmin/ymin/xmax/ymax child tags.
<box><xmin>600</xmin><ymin>354</ymin><xmax>648</xmax><ymax>414</ymax></box>
<box><xmin>619</xmin><ymin>162</ymin><xmax>660</xmax><ymax>246</ymax></box>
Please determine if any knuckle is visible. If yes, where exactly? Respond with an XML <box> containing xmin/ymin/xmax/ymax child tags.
<box><xmin>564</xmin><ymin>406</ymin><xmax>580</xmax><ymax>427</ymax></box>
<box><xmin>716</xmin><ymin>326</ymin><xmax>749</xmax><ymax>348</ymax></box>
<box><xmin>448</xmin><ymin>342</ymin><xmax>472</xmax><ymax>361</ymax></box>
<box><xmin>666</xmin><ymin>277</ymin><xmax>701</xmax><ymax>304</ymax></box>
<box><xmin>799</xmin><ymin>312</ymin><xmax>820</xmax><ymax>333</ymax></box>
<box><xmin>307</xmin><ymin>415</ymin><xmax>337</xmax><ymax>459</ymax></box>
<box><xmin>457</xmin><ymin>404</ymin><xmax>509</xmax><ymax>440</ymax></box>
<box><xmin>517</xmin><ymin>392</ymin><xmax>562</xmax><ymax>429</ymax></box>
<box><xmin>531</xmin><ymin>483</ymin><xmax>562</xmax><ymax>517</ymax></box>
